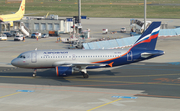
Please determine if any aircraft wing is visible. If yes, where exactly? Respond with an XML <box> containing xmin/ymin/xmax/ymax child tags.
<box><xmin>53</xmin><ymin>61</ymin><xmax>107</xmax><ymax>67</ymax></box>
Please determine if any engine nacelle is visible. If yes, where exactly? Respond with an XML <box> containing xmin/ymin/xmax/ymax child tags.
<box><xmin>55</xmin><ymin>66</ymin><xmax>74</xmax><ymax>76</ymax></box>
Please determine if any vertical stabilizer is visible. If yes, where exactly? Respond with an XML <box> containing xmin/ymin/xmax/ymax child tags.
<box><xmin>130</xmin><ymin>22</ymin><xmax>161</xmax><ymax>51</ymax></box>
<box><xmin>15</xmin><ymin>0</ymin><xmax>25</xmax><ymax>15</ymax></box>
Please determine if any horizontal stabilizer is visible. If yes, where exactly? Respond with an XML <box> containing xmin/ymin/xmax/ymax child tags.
<box><xmin>141</xmin><ymin>52</ymin><xmax>154</xmax><ymax>58</ymax></box>
<box><xmin>141</xmin><ymin>50</ymin><xmax>165</xmax><ymax>58</ymax></box>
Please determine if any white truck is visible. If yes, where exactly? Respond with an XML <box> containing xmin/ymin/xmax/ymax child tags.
<box><xmin>130</xmin><ymin>19</ymin><xmax>152</xmax><ymax>34</ymax></box>
<box><xmin>0</xmin><ymin>34</ymin><xmax>7</xmax><ymax>41</ymax></box>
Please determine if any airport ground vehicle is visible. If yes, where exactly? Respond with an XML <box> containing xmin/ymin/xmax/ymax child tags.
<box><xmin>130</xmin><ymin>19</ymin><xmax>152</xmax><ymax>34</ymax></box>
<box><xmin>120</xmin><ymin>27</ymin><xmax>126</xmax><ymax>33</ymax></box>
<box><xmin>0</xmin><ymin>34</ymin><xmax>7</xmax><ymax>41</ymax></box>
<box><xmin>3</xmin><ymin>32</ymin><xmax>12</xmax><ymax>37</ymax></box>
<box><xmin>14</xmin><ymin>35</ymin><xmax>24</xmax><ymax>41</ymax></box>
<box><xmin>41</xmin><ymin>33</ymin><xmax>49</xmax><ymax>38</ymax></box>
<box><xmin>102</xmin><ymin>29</ymin><xmax>108</xmax><ymax>34</ymax></box>
<box><xmin>68</xmin><ymin>40</ymin><xmax>84</xmax><ymax>49</ymax></box>
<box><xmin>10</xmin><ymin>30</ymin><xmax>19</xmax><ymax>36</ymax></box>
<box><xmin>130</xmin><ymin>32</ymin><xmax>140</xmax><ymax>36</ymax></box>
<box><xmin>31</xmin><ymin>32</ymin><xmax>41</xmax><ymax>38</ymax></box>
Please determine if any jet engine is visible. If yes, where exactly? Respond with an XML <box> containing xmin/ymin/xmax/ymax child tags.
<box><xmin>55</xmin><ymin>66</ymin><xmax>74</xmax><ymax>76</ymax></box>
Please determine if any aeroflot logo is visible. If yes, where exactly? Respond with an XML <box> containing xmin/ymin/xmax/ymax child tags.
<box><xmin>134</xmin><ymin>26</ymin><xmax>160</xmax><ymax>44</ymax></box>
<box><xmin>43</xmin><ymin>51</ymin><xmax>68</xmax><ymax>54</ymax></box>
<box><xmin>21</xmin><ymin>4</ymin><xmax>25</xmax><ymax>11</ymax></box>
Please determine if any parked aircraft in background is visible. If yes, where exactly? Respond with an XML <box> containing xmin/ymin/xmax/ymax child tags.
<box><xmin>11</xmin><ymin>22</ymin><xmax>164</xmax><ymax>78</ymax></box>
<box><xmin>0</xmin><ymin>0</ymin><xmax>25</xmax><ymax>26</ymax></box>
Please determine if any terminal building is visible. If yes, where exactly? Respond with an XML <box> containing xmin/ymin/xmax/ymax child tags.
<box><xmin>14</xmin><ymin>15</ymin><xmax>73</xmax><ymax>36</ymax></box>
<box><xmin>0</xmin><ymin>15</ymin><xmax>73</xmax><ymax>36</ymax></box>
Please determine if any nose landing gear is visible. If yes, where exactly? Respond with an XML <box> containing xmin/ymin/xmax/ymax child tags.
<box><xmin>33</xmin><ymin>69</ymin><xmax>37</xmax><ymax>77</ymax></box>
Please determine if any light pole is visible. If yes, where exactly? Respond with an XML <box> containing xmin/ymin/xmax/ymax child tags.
<box><xmin>78</xmin><ymin>0</ymin><xmax>81</xmax><ymax>26</ymax></box>
<box><xmin>144</xmin><ymin>0</ymin><xmax>146</xmax><ymax>32</ymax></box>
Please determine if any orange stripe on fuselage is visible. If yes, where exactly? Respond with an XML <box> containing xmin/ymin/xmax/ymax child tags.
<box><xmin>56</xmin><ymin>66</ymin><xmax>59</xmax><ymax>76</ymax></box>
<box><xmin>91</xmin><ymin>52</ymin><xmax>128</xmax><ymax>64</ymax></box>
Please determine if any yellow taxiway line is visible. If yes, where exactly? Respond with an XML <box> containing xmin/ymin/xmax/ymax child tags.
<box><xmin>87</xmin><ymin>98</ymin><xmax>122</xmax><ymax>111</ymax></box>
<box><xmin>0</xmin><ymin>92</ymin><xmax>22</xmax><ymax>99</ymax></box>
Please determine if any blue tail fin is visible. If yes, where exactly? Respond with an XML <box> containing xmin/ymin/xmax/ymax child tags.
<box><xmin>130</xmin><ymin>21</ymin><xmax>161</xmax><ymax>51</ymax></box>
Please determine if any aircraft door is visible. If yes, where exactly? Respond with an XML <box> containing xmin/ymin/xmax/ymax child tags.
<box><xmin>72</xmin><ymin>54</ymin><xmax>76</xmax><ymax>60</ymax></box>
<box><xmin>127</xmin><ymin>51</ymin><xmax>133</xmax><ymax>61</ymax></box>
<box><xmin>31</xmin><ymin>52</ymin><xmax>37</xmax><ymax>63</ymax></box>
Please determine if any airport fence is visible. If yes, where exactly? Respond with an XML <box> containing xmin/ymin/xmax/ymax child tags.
<box><xmin>83</xmin><ymin>28</ymin><xmax>180</xmax><ymax>49</ymax></box>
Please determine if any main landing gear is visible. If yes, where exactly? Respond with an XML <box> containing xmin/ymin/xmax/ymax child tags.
<box><xmin>81</xmin><ymin>69</ymin><xmax>89</xmax><ymax>78</ymax></box>
<box><xmin>33</xmin><ymin>69</ymin><xmax>37</xmax><ymax>77</ymax></box>
<box><xmin>82</xmin><ymin>72</ymin><xmax>89</xmax><ymax>78</ymax></box>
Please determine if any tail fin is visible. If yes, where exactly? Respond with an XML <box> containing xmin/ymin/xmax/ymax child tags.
<box><xmin>15</xmin><ymin>0</ymin><xmax>25</xmax><ymax>15</ymax></box>
<box><xmin>130</xmin><ymin>21</ymin><xmax>161</xmax><ymax>51</ymax></box>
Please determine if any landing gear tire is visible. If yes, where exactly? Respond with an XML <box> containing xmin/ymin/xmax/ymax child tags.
<box><xmin>33</xmin><ymin>69</ymin><xmax>37</xmax><ymax>77</ymax></box>
<box><xmin>33</xmin><ymin>73</ymin><xmax>36</xmax><ymax>77</ymax></box>
<box><xmin>83</xmin><ymin>73</ymin><xmax>89</xmax><ymax>78</ymax></box>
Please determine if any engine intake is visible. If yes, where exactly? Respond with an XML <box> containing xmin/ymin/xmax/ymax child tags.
<box><xmin>55</xmin><ymin>66</ymin><xmax>73</xmax><ymax>76</ymax></box>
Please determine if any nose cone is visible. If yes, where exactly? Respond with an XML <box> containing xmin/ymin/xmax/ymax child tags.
<box><xmin>11</xmin><ymin>59</ymin><xmax>18</xmax><ymax>67</ymax></box>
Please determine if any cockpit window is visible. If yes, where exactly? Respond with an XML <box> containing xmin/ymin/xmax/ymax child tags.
<box><xmin>17</xmin><ymin>55</ymin><xmax>26</xmax><ymax>58</ymax></box>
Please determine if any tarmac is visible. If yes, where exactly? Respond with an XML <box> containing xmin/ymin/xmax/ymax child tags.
<box><xmin>0</xmin><ymin>18</ymin><xmax>180</xmax><ymax>111</ymax></box>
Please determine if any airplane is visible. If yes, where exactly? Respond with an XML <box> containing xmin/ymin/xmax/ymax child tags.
<box><xmin>11</xmin><ymin>22</ymin><xmax>164</xmax><ymax>78</ymax></box>
<box><xmin>0</xmin><ymin>0</ymin><xmax>25</xmax><ymax>26</ymax></box>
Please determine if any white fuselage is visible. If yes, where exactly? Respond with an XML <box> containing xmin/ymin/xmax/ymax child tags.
<box><xmin>11</xmin><ymin>49</ymin><xmax>129</xmax><ymax>69</ymax></box>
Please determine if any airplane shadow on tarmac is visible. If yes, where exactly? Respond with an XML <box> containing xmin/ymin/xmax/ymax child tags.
<box><xmin>1</xmin><ymin>63</ymin><xmax>180</xmax><ymax>98</ymax></box>
<box><xmin>0</xmin><ymin>66</ymin><xmax>116</xmax><ymax>84</ymax></box>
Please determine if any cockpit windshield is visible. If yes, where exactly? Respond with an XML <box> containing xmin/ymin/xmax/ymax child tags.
<box><xmin>17</xmin><ymin>55</ymin><xmax>26</xmax><ymax>59</ymax></box>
